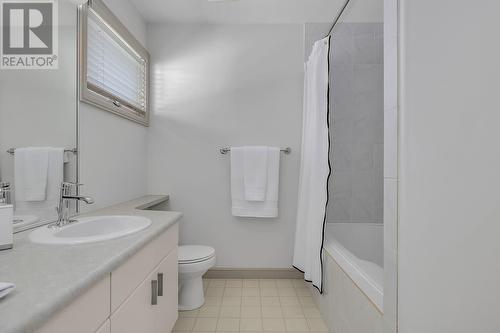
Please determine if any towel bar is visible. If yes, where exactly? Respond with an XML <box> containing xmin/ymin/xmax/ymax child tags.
<box><xmin>220</xmin><ymin>147</ymin><xmax>291</xmax><ymax>155</ymax></box>
<box><xmin>6</xmin><ymin>148</ymin><xmax>78</xmax><ymax>155</ymax></box>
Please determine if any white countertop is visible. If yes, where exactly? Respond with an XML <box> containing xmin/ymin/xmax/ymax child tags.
<box><xmin>0</xmin><ymin>195</ymin><xmax>182</xmax><ymax>333</ymax></box>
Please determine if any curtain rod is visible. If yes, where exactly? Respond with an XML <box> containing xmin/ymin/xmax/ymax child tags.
<box><xmin>325</xmin><ymin>0</ymin><xmax>352</xmax><ymax>38</ymax></box>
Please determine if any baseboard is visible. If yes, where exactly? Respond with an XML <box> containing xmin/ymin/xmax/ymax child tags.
<box><xmin>204</xmin><ymin>268</ymin><xmax>304</xmax><ymax>279</ymax></box>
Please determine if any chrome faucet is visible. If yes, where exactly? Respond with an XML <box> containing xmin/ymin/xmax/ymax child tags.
<box><xmin>52</xmin><ymin>182</ymin><xmax>94</xmax><ymax>228</ymax></box>
<box><xmin>0</xmin><ymin>182</ymin><xmax>11</xmax><ymax>205</ymax></box>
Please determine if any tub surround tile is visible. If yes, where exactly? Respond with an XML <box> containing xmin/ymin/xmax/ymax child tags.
<box><xmin>384</xmin><ymin>179</ymin><xmax>398</xmax><ymax>252</ymax></box>
<box><xmin>307</xmin><ymin>22</ymin><xmax>384</xmax><ymax>227</ymax></box>
<box><xmin>303</xmin><ymin>23</ymin><xmax>330</xmax><ymax>59</ymax></box>
<box><xmin>310</xmin><ymin>254</ymin><xmax>389</xmax><ymax>333</ymax></box>
<box><xmin>384</xmin><ymin>107</ymin><xmax>398</xmax><ymax>179</ymax></box>
<box><xmin>383</xmin><ymin>248</ymin><xmax>398</xmax><ymax>331</ymax></box>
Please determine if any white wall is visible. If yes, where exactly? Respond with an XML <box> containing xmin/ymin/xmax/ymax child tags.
<box><xmin>398</xmin><ymin>1</ymin><xmax>500</xmax><ymax>332</ymax></box>
<box><xmin>79</xmin><ymin>0</ymin><xmax>148</xmax><ymax>210</ymax></box>
<box><xmin>147</xmin><ymin>23</ymin><xmax>304</xmax><ymax>268</ymax></box>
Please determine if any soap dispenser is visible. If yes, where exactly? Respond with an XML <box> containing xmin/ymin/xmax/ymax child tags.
<box><xmin>0</xmin><ymin>182</ymin><xmax>13</xmax><ymax>250</ymax></box>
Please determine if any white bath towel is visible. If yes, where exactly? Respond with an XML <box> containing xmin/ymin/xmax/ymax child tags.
<box><xmin>244</xmin><ymin>146</ymin><xmax>268</xmax><ymax>201</ymax></box>
<box><xmin>14</xmin><ymin>147</ymin><xmax>49</xmax><ymax>202</ymax></box>
<box><xmin>231</xmin><ymin>146</ymin><xmax>280</xmax><ymax>218</ymax></box>
<box><xmin>15</xmin><ymin>147</ymin><xmax>64</xmax><ymax>217</ymax></box>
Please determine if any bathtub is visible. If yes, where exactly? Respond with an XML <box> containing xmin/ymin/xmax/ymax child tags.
<box><xmin>323</xmin><ymin>223</ymin><xmax>384</xmax><ymax>310</ymax></box>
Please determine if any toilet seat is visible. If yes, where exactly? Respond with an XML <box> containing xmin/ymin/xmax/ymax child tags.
<box><xmin>179</xmin><ymin>245</ymin><xmax>215</xmax><ymax>264</ymax></box>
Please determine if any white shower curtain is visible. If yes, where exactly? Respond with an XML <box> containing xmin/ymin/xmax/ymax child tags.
<box><xmin>293</xmin><ymin>37</ymin><xmax>331</xmax><ymax>292</ymax></box>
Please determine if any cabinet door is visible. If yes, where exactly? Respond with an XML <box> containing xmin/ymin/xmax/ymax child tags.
<box><xmin>155</xmin><ymin>248</ymin><xmax>178</xmax><ymax>333</ymax></box>
<box><xmin>111</xmin><ymin>268</ymin><xmax>158</xmax><ymax>333</ymax></box>
<box><xmin>36</xmin><ymin>276</ymin><xmax>111</xmax><ymax>333</ymax></box>
<box><xmin>112</xmin><ymin>223</ymin><xmax>178</xmax><ymax>312</ymax></box>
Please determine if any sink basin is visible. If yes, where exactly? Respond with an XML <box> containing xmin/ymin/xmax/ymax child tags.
<box><xmin>29</xmin><ymin>215</ymin><xmax>152</xmax><ymax>245</ymax></box>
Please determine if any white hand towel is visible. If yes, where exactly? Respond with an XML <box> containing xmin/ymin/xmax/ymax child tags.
<box><xmin>0</xmin><ymin>282</ymin><xmax>15</xmax><ymax>299</ymax></box>
<box><xmin>14</xmin><ymin>147</ymin><xmax>49</xmax><ymax>202</ymax></box>
<box><xmin>231</xmin><ymin>147</ymin><xmax>280</xmax><ymax>218</ymax></box>
<box><xmin>244</xmin><ymin>146</ymin><xmax>268</xmax><ymax>201</ymax></box>
<box><xmin>15</xmin><ymin>148</ymin><xmax>64</xmax><ymax>219</ymax></box>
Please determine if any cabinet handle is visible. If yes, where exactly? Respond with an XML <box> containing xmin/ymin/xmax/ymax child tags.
<box><xmin>158</xmin><ymin>273</ymin><xmax>164</xmax><ymax>296</ymax></box>
<box><xmin>151</xmin><ymin>280</ymin><xmax>158</xmax><ymax>305</ymax></box>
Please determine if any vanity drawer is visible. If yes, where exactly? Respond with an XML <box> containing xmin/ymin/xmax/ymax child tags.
<box><xmin>111</xmin><ymin>223</ymin><xmax>178</xmax><ymax>312</ymax></box>
<box><xmin>36</xmin><ymin>275</ymin><xmax>111</xmax><ymax>333</ymax></box>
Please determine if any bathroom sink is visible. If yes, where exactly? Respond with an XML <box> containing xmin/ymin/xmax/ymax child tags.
<box><xmin>29</xmin><ymin>215</ymin><xmax>152</xmax><ymax>245</ymax></box>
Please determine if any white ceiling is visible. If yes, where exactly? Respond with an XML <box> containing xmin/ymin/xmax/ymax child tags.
<box><xmin>130</xmin><ymin>0</ymin><xmax>383</xmax><ymax>24</ymax></box>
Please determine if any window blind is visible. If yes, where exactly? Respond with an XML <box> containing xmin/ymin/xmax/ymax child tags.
<box><xmin>86</xmin><ymin>9</ymin><xmax>147</xmax><ymax>114</ymax></box>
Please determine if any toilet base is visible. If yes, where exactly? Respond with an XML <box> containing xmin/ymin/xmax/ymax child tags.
<box><xmin>178</xmin><ymin>255</ymin><xmax>216</xmax><ymax>311</ymax></box>
<box><xmin>178</xmin><ymin>277</ymin><xmax>205</xmax><ymax>311</ymax></box>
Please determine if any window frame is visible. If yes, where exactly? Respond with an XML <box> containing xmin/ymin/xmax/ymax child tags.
<box><xmin>78</xmin><ymin>0</ymin><xmax>150</xmax><ymax>126</ymax></box>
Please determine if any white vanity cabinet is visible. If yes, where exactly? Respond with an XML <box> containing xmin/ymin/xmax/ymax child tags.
<box><xmin>111</xmin><ymin>249</ymin><xmax>178</xmax><ymax>333</ymax></box>
<box><xmin>35</xmin><ymin>223</ymin><xmax>179</xmax><ymax>333</ymax></box>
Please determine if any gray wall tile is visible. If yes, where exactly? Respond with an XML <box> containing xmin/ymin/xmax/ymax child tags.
<box><xmin>306</xmin><ymin>22</ymin><xmax>383</xmax><ymax>224</ymax></box>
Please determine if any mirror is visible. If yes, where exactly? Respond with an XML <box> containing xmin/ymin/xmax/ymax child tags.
<box><xmin>0</xmin><ymin>1</ymin><xmax>79</xmax><ymax>232</ymax></box>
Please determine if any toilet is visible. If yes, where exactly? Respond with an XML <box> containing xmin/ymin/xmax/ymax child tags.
<box><xmin>178</xmin><ymin>245</ymin><xmax>216</xmax><ymax>311</ymax></box>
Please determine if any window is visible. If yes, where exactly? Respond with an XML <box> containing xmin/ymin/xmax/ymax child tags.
<box><xmin>79</xmin><ymin>0</ymin><xmax>150</xmax><ymax>126</ymax></box>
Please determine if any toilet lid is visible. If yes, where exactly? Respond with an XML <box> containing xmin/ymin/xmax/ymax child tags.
<box><xmin>178</xmin><ymin>245</ymin><xmax>215</xmax><ymax>264</ymax></box>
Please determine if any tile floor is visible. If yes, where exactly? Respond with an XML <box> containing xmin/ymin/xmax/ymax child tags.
<box><xmin>173</xmin><ymin>278</ymin><xmax>329</xmax><ymax>333</ymax></box>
